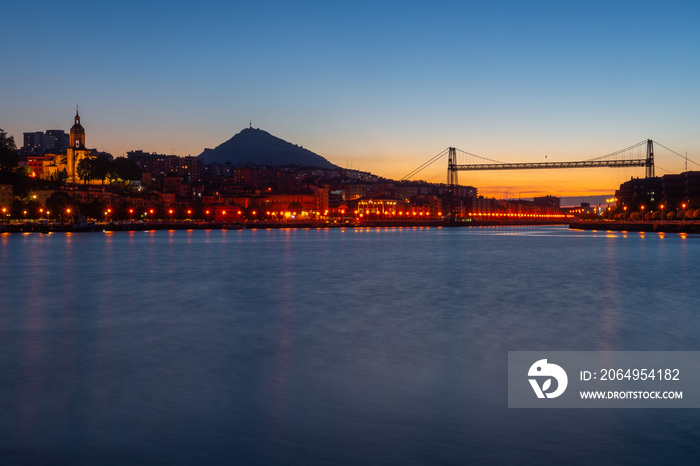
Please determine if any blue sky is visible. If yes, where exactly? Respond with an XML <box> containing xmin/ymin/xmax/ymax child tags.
<box><xmin>2</xmin><ymin>0</ymin><xmax>699</xmax><ymax>195</ymax></box>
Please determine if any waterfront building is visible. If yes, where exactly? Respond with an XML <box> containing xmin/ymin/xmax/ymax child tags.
<box><xmin>615</xmin><ymin>172</ymin><xmax>700</xmax><ymax>210</ymax></box>
<box><xmin>355</xmin><ymin>197</ymin><xmax>412</xmax><ymax>217</ymax></box>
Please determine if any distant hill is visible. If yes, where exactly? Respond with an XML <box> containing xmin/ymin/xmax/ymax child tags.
<box><xmin>197</xmin><ymin>127</ymin><xmax>337</xmax><ymax>169</ymax></box>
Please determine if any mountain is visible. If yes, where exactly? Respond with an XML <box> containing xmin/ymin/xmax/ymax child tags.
<box><xmin>197</xmin><ymin>127</ymin><xmax>337</xmax><ymax>169</ymax></box>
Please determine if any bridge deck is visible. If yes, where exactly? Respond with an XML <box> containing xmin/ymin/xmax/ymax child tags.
<box><xmin>450</xmin><ymin>159</ymin><xmax>647</xmax><ymax>171</ymax></box>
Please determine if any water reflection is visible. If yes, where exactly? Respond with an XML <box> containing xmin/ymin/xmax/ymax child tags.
<box><xmin>0</xmin><ymin>227</ymin><xmax>699</xmax><ymax>465</ymax></box>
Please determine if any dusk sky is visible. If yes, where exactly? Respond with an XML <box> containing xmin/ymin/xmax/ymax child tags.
<box><xmin>2</xmin><ymin>0</ymin><xmax>699</xmax><ymax>197</ymax></box>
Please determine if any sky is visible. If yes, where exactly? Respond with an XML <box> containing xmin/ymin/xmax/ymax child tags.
<box><xmin>2</xmin><ymin>0</ymin><xmax>699</xmax><ymax>197</ymax></box>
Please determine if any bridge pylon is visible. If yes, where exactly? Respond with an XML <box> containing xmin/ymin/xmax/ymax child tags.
<box><xmin>447</xmin><ymin>147</ymin><xmax>458</xmax><ymax>187</ymax></box>
<box><xmin>646</xmin><ymin>139</ymin><xmax>655</xmax><ymax>178</ymax></box>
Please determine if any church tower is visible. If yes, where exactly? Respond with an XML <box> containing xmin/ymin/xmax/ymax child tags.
<box><xmin>69</xmin><ymin>109</ymin><xmax>86</xmax><ymax>148</ymax></box>
<box><xmin>41</xmin><ymin>108</ymin><xmax>96</xmax><ymax>184</ymax></box>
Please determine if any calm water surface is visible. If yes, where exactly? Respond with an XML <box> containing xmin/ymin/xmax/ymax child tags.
<box><xmin>1</xmin><ymin>226</ymin><xmax>699</xmax><ymax>465</ymax></box>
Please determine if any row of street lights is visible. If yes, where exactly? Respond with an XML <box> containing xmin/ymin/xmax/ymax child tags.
<box><xmin>617</xmin><ymin>202</ymin><xmax>691</xmax><ymax>222</ymax></box>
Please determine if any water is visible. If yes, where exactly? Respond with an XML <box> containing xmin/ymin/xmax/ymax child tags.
<box><xmin>0</xmin><ymin>226</ymin><xmax>699</xmax><ymax>465</ymax></box>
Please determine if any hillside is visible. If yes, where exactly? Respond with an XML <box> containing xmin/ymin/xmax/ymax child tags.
<box><xmin>197</xmin><ymin>127</ymin><xmax>337</xmax><ymax>169</ymax></box>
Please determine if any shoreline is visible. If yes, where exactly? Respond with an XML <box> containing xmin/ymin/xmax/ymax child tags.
<box><xmin>1</xmin><ymin>218</ymin><xmax>570</xmax><ymax>234</ymax></box>
<box><xmin>570</xmin><ymin>220</ymin><xmax>700</xmax><ymax>234</ymax></box>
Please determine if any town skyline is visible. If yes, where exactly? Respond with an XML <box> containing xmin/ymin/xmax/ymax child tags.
<box><xmin>2</xmin><ymin>1</ymin><xmax>699</xmax><ymax>196</ymax></box>
<box><xmin>10</xmin><ymin>113</ymin><xmax>693</xmax><ymax>200</ymax></box>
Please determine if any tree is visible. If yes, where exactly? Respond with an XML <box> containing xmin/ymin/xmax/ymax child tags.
<box><xmin>111</xmin><ymin>157</ymin><xmax>142</xmax><ymax>182</ymax></box>
<box><xmin>49</xmin><ymin>168</ymin><xmax>69</xmax><ymax>185</ymax></box>
<box><xmin>93</xmin><ymin>153</ymin><xmax>111</xmax><ymax>184</ymax></box>
<box><xmin>77</xmin><ymin>157</ymin><xmax>96</xmax><ymax>185</ymax></box>
<box><xmin>0</xmin><ymin>129</ymin><xmax>19</xmax><ymax>173</ymax></box>
<box><xmin>82</xmin><ymin>199</ymin><xmax>105</xmax><ymax>219</ymax></box>
<box><xmin>46</xmin><ymin>191</ymin><xmax>75</xmax><ymax>218</ymax></box>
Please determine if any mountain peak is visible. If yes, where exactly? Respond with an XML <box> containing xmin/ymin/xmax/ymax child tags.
<box><xmin>197</xmin><ymin>127</ymin><xmax>337</xmax><ymax>169</ymax></box>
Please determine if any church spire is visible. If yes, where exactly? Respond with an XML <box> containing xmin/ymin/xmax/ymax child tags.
<box><xmin>70</xmin><ymin>107</ymin><xmax>85</xmax><ymax>149</ymax></box>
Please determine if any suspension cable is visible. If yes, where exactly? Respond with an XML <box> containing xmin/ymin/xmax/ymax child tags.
<box><xmin>586</xmin><ymin>140</ymin><xmax>648</xmax><ymax>161</ymax></box>
<box><xmin>654</xmin><ymin>141</ymin><xmax>700</xmax><ymax>168</ymax></box>
<box><xmin>401</xmin><ymin>148</ymin><xmax>449</xmax><ymax>180</ymax></box>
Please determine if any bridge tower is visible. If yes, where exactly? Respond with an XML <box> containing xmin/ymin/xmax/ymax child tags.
<box><xmin>645</xmin><ymin>139</ymin><xmax>655</xmax><ymax>178</ymax></box>
<box><xmin>447</xmin><ymin>147</ymin><xmax>458</xmax><ymax>187</ymax></box>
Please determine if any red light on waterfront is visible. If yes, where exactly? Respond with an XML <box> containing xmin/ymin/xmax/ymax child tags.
<box><xmin>169</xmin><ymin>209</ymin><xmax>174</xmax><ymax>215</ymax></box>
<box><xmin>187</xmin><ymin>210</ymin><xmax>192</xmax><ymax>215</ymax></box>
<box><xmin>149</xmin><ymin>209</ymin><xmax>154</xmax><ymax>215</ymax></box>
<box><xmin>222</xmin><ymin>210</ymin><xmax>227</xmax><ymax>215</ymax></box>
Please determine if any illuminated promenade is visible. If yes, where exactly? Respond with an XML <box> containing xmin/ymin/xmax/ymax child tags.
<box><xmin>1</xmin><ymin>214</ymin><xmax>573</xmax><ymax>233</ymax></box>
<box><xmin>570</xmin><ymin>219</ymin><xmax>700</xmax><ymax>234</ymax></box>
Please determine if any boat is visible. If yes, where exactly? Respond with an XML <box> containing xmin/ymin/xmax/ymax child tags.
<box><xmin>73</xmin><ymin>217</ymin><xmax>97</xmax><ymax>232</ymax></box>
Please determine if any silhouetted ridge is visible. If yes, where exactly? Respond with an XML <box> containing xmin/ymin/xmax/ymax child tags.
<box><xmin>197</xmin><ymin>127</ymin><xmax>337</xmax><ymax>168</ymax></box>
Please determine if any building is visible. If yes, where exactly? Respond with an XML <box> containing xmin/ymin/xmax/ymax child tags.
<box><xmin>26</xmin><ymin>155</ymin><xmax>48</xmax><ymax>178</ymax></box>
<box><xmin>533</xmin><ymin>195</ymin><xmax>562</xmax><ymax>214</ymax></box>
<box><xmin>0</xmin><ymin>184</ymin><xmax>13</xmax><ymax>209</ymax></box>
<box><xmin>614</xmin><ymin>172</ymin><xmax>700</xmax><ymax>210</ymax></box>
<box><xmin>22</xmin><ymin>130</ymin><xmax>69</xmax><ymax>156</ymax></box>
<box><xmin>42</xmin><ymin>110</ymin><xmax>95</xmax><ymax>184</ymax></box>
<box><xmin>127</xmin><ymin>151</ymin><xmax>203</xmax><ymax>182</ymax></box>
<box><xmin>341</xmin><ymin>182</ymin><xmax>367</xmax><ymax>201</ymax></box>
